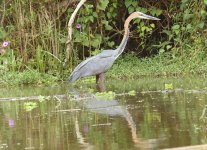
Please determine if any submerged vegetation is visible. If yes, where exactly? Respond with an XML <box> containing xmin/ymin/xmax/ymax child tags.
<box><xmin>0</xmin><ymin>0</ymin><xmax>207</xmax><ymax>85</ymax></box>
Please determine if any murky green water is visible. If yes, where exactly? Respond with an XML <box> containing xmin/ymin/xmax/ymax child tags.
<box><xmin>0</xmin><ymin>77</ymin><xmax>207</xmax><ymax>150</ymax></box>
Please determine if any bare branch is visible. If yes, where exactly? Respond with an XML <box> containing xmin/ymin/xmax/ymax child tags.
<box><xmin>65</xmin><ymin>0</ymin><xmax>87</xmax><ymax>64</ymax></box>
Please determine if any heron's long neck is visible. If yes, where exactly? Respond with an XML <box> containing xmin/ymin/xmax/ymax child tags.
<box><xmin>115</xmin><ymin>15</ymin><xmax>134</xmax><ymax>58</ymax></box>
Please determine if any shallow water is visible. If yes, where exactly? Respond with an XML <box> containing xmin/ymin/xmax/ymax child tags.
<box><xmin>0</xmin><ymin>76</ymin><xmax>207</xmax><ymax>150</ymax></box>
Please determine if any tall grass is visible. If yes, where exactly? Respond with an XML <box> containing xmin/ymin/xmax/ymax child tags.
<box><xmin>2</xmin><ymin>0</ymin><xmax>66</xmax><ymax>72</ymax></box>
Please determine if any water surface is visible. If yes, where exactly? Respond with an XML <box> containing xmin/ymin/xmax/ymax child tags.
<box><xmin>0</xmin><ymin>76</ymin><xmax>207</xmax><ymax>149</ymax></box>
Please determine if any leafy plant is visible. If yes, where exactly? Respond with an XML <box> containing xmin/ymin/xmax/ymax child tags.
<box><xmin>24</xmin><ymin>102</ymin><xmax>38</xmax><ymax>112</ymax></box>
<box><xmin>165</xmin><ymin>83</ymin><xmax>173</xmax><ymax>90</ymax></box>
<box><xmin>95</xmin><ymin>91</ymin><xmax>115</xmax><ymax>100</ymax></box>
<box><xmin>128</xmin><ymin>90</ymin><xmax>136</xmax><ymax>96</ymax></box>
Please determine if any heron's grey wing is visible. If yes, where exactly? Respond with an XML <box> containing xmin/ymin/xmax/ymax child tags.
<box><xmin>71</xmin><ymin>56</ymin><xmax>96</xmax><ymax>74</ymax></box>
<box><xmin>80</xmin><ymin>50</ymin><xmax>116</xmax><ymax>75</ymax></box>
<box><xmin>69</xmin><ymin>50</ymin><xmax>115</xmax><ymax>82</ymax></box>
<box><xmin>71</xmin><ymin>50</ymin><xmax>114</xmax><ymax>73</ymax></box>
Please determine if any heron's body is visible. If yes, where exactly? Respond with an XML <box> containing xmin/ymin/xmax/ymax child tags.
<box><xmin>69</xmin><ymin>50</ymin><xmax>116</xmax><ymax>83</ymax></box>
<box><xmin>69</xmin><ymin>11</ymin><xmax>159</xmax><ymax>83</ymax></box>
<box><xmin>69</xmin><ymin>30</ymin><xmax>129</xmax><ymax>83</ymax></box>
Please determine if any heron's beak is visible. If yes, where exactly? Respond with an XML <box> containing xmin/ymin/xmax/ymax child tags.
<box><xmin>139</xmin><ymin>13</ymin><xmax>160</xmax><ymax>20</ymax></box>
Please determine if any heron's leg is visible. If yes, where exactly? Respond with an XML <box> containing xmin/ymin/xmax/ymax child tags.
<box><xmin>97</xmin><ymin>82</ymin><xmax>105</xmax><ymax>92</ymax></box>
<box><xmin>96</xmin><ymin>73</ymin><xmax>105</xmax><ymax>92</ymax></box>
<box><xmin>96</xmin><ymin>73</ymin><xmax>105</xmax><ymax>84</ymax></box>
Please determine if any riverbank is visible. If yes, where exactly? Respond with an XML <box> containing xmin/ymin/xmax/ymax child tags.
<box><xmin>108</xmin><ymin>53</ymin><xmax>207</xmax><ymax>79</ymax></box>
<box><xmin>0</xmin><ymin>69</ymin><xmax>59</xmax><ymax>86</ymax></box>
<box><xmin>1</xmin><ymin>53</ymin><xmax>207</xmax><ymax>86</ymax></box>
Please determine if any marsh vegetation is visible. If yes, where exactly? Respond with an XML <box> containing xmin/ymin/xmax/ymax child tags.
<box><xmin>0</xmin><ymin>0</ymin><xmax>206</xmax><ymax>84</ymax></box>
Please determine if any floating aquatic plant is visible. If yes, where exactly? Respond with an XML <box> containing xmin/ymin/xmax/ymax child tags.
<box><xmin>82</xmin><ymin>77</ymin><xmax>96</xmax><ymax>83</ymax></box>
<box><xmin>88</xmin><ymin>88</ymin><xmax>94</xmax><ymax>93</ymax></box>
<box><xmin>24</xmin><ymin>102</ymin><xmax>38</xmax><ymax>112</ymax></box>
<box><xmin>128</xmin><ymin>90</ymin><xmax>136</xmax><ymax>96</ymax></box>
<box><xmin>95</xmin><ymin>91</ymin><xmax>115</xmax><ymax>100</ymax></box>
<box><xmin>38</xmin><ymin>95</ymin><xmax>46</xmax><ymax>102</ymax></box>
<box><xmin>165</xmin><ymin>83</ymin><xmax>173</xmax><ymax>90</ymax></box>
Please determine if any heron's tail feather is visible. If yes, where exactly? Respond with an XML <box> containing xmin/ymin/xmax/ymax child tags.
<box><xmin>69</xmin><ymin>71</ymin><xmax>80</xmax><ymax>83</ymax></box>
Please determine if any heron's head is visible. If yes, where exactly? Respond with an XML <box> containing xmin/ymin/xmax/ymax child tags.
<box><xmin>131</xmin><ymin>11</ymin><xmax>160</xmax><ymax>20</ymax></box>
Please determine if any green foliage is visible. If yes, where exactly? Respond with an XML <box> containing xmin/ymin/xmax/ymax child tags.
<box><xmin>72</xmin><ymin>1</ymin><xmax>118</xmax><ymax>59</ymax></box>
<box><xmin>98</xmin><ymin>0</ymin><xmax>109</xmax><ymax>11</ymax></box>
<box><xmin>74</xmin><ymin>77</ymin><xmax>96</xmax><ymax>85</ymax></box>
<box><xmin>0</xmin><ymin>69</ymin><xmax>58</xmax><ymax>86</ymax></box>
<box><xmin>24</xmin><ymin>102</ymin><xmax>38</xmax><ymax>112</ymax></box>
<box><xmin>95</xmin><ymin>91</ymin><xmax>115</xmax><ymax>100</ymax></box>
<box><xmin>38</xmin><ymin>95</ymin><xmax>46</xmax><ymax>102</ymax></box>
<box><xmin>156</xmin><ymin>0</ymin><xmax>206</xmax><ymax>58</ymax></box>
<box><xmin>165</xmin><ymin>83</ymin><xmax>173</xmax><ymax>90</ymax></box>
<box><xmin>0</xmin><ymin>27</ymin><xmax>7</xmax><ymax>39</ymax></box>
<box><xmin>36</xmin><ymin>45</ymin><xmax>45</xmax><ymax>72</ymax></box>
<box><xmin>0</xmin><ymin>0</ymin><xmax>206</xmax><ymax>84</ymax></box>
<box><xmin>108</xmin><ymin>53</ymin><xmax>207</xmax><ymax>79</ymax></box>
<box><xmin>1</xmin><ymin>0</ymin><xmax>64</xmax><ymax>75</ymax></box>
<box><xmin>128</xmin><ymin>90</ymin><xmax>136</xmax><ymax>96</ymax></box>
<box><xmin>72</xmin><ymin>0</ymin><xmax>163</xmax><ymax>60</ymax></box>
<box><xmin>125</xmin><ymin>0</ymin><xmax>161</xmax><ymax>38</ymax></box>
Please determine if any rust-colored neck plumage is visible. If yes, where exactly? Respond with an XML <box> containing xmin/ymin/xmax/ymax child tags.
<box><xmin>124</xmin><ymin>12</ymin><xmax>140</xmax><ymax>32</ymax></box>
<box><xmin>116</xmin><ymin>12</ymin><xmax>140</xmax><ymax>58</ymax></box>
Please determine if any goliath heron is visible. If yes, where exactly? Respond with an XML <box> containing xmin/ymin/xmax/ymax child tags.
<box><xmin>69</xmin><ymin>11</ymin><xmax>160</xmax><ymax>83</ymax></box>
